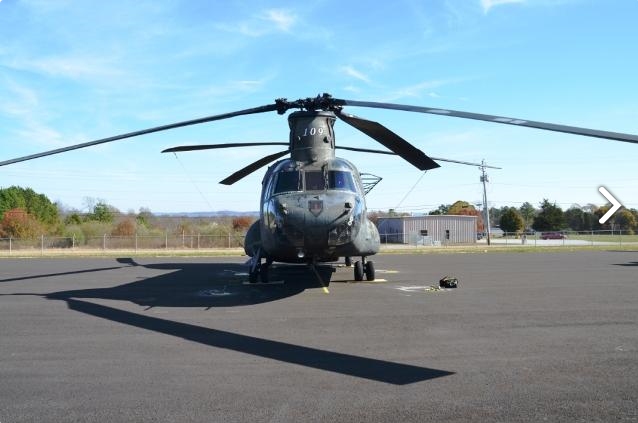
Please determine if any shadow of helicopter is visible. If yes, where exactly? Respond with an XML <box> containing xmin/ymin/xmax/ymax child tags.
<box><xmin>47</xmin><ymin>258</ymin><xmax>325</xmax><ymax>308</ymax></box>
<box><xmin>613</xmin><ymin>261</ymin><xmax>638</xmax><ymax>267</ymax></box>
<box><xmin>10</xmin><ymin>258</ymin><xmax>453</xmax><ymax>385</ymax></box>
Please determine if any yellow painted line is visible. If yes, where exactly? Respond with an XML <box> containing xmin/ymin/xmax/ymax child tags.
<box><xmin>322</xmin><ymin>286</ymin><xmax>330</xmax><ymax>294</ymax></box>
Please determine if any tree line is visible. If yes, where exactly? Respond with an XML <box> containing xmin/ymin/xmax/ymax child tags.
<box><xmin>2</xmin><ymin>186</ymin><xmax>636</xmax><ymax>240</ymax></box>
<box><xmin>0</xmin><ymin>186</ymin><xmax>255</xmax><ymax>242</ymax></box>
<box><xmin>428</xmin><ymin>199</ymin><xmax>638</xmax><ymax>234</ymax></box>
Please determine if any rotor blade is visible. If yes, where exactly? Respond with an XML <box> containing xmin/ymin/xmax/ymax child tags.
<box><xmin>0</xmin><ymin>104</ymin><xmax>280</xmax><ymax>167</ymax></box>
<box><xmin>338</xmin><ymin>99</ymin><xmax>638</xmax><ymax>144</ymax></box>
<box><xmin>336</xmin><ymin>146</ymin><xmax>396</xmax><ymax>155</ymax></box>
<box><xmin>336</xmin><ymin>146</ymin><xmax>501</xmax><ymax>169</ymax></box>
<box><xmin>162</xmin><ymin>142</ymin><xmax>288</xmax><ymax>153</ymax></box>
<box><xmin>220</xmin><ymin>150</ymin><xmax>289</xmax><ymax>185</ymax></box>
<box><xmin>430</xmin><ymin>157</ymin><xmax>501</xmax><ymax>169</ymax></box>
<box><xmin>335</xmin><ymin>111</ymin><xmax>440</xmax><ymax>171</ymax></box>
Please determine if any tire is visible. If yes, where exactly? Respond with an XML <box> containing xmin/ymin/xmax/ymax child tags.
<box><xmin>365</xmin><ymin>261</ymin><xmax>375</xmax><ymax>281</ymax></box>
<box><xmin>354</xmin><ymin>261</ymin><xmax>364</xmax><ymax>281</ymax></box>
<box><xmin>259</xmin><ymin>263</ymin><xmax>269</xmax><ymax>283</ymax></box>
<box><xmin>345</xmin><ymin>256</ymin><xmax>352</xmax><ymax>267</ymax></box>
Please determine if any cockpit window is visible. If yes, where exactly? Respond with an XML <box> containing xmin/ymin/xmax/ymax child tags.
<box><xmin>304</xmin><ymin>171</ymin><xmax>325</xmax><ymax>191</ymax></box>
<box><xmin>274</xmin><ymin>171</ymin><xmax>301</xmax><ymax>193</ymax></box>
<box><xmin>328</xmin><ymin>170</ymin><xmax>356</xmax><ymax>192</ymax></box>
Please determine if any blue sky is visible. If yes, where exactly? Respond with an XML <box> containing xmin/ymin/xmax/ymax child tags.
<box><xmin>1</xmin><ymin>0</ymin><xmax>637</xmax><ymax>214</ymax></box>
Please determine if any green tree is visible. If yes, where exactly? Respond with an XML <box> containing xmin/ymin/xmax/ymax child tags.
<box><xmin>429</xmin><ymin>204</ymin><xmax>450</xmax><ymax>215</ymax></box>
<box><xmin>499</xmin><ymin>207</ymin><xmax>524</xmax><ymax>233</ymax></box>
<box><xmin>64</xmin><ymin>212</ymin><xmax>83</xmax><ymax>226</ymax></box>
<box><xmin>614</xmin><ymin>209</ymin><xmax>637</xmax><ymax>234</ymax></box>
<box><xmin>488</xmin><ymin>206</ymin><xmax>509</xmax><ymax>228</ymax></box>
<box><xmin>136</xmin><ymin>207</ymin><xmax>154</xmax><ymax>228</ymax></box>
<box><xmin>564</xmin><ymin>207</ymin><xmax>585</xmax><ymax>231</ymax></box>
<box><xmin>519</xmin><ymin>202</ymin><xmax>536</xmax><ymax>230</ymax></box>
<box><xmin>582</xmin><ymin>210</ymin><xmax>599</xmax><ymax>231</ymax></box>
<box><xmin>88</xmin><ymin>202</ymin><xmax>117</xmax><ymax>223</ymax></box>
<box><xmin>0</xmin><ymin>186</ymin><xmax>59</xmax><ymax>227</ymax></box>
<box><xmin>532</xmin><ymin>199</ymin><xmax>565</xmax><ymax>231</ymax></box>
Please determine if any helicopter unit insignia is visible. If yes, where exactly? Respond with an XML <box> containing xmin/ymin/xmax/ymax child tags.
<box><xmin>308</xmin><ymin>199</ymin><xmax>323</xmax><ymax>217</ymax></box>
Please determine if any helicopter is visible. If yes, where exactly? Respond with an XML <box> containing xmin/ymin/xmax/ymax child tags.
<box><xmin>1</xmin><ymin>93</ymin><xmax>637</xmax><ymax>283</ymax></box>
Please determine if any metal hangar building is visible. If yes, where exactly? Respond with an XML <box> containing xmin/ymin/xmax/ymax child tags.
<box><xmin>375</xmin><ymin>215</ymin><xmax>478</xmax><ymax>245</ymax></box>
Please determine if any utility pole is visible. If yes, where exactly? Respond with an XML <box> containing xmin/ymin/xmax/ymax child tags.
<box><xmin>480</xmin><ymin>160</ymin><xmax>491</xmax><ymax>246</ymax></box>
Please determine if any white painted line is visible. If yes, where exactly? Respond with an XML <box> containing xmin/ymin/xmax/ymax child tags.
<box><xmin>241</xmin><ymin>280</ymin><xmax>285</xmax><ymax>285</ymax></box>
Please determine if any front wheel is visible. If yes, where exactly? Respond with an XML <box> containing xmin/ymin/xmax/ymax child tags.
<box><xmin>365</xmin><ymin>261</ymin><xmax>375</xmax><ymax>281</ymax></box>
<box><xmin>353</xmin><ymin>261</ymin><xmax>364</xmax><ymax>281</ymax></box>
<box><xmin>259</xmin><ymin>262</ymin><xmax>269</xmax><ymax>283</ymax></box>
<box><xmin>249</xmin><ymin>270</ymin><xmax>258</xmax><ymax>284</ymax></box>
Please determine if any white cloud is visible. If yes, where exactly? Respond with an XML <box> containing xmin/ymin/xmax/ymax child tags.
<box><xmin>341</xmin><ymin>66</ymin><xmax>371</xmax><ymax>84</ymax></box>
<box><xmin>481</xmin><ymin>0</ymin><xmax>525</xmax><ymax>13</ymax></box>
<box><xmin>0</xmin><ymin>80</ymin><xmax>70</xmax><ymax>149</ymax></box>
<box><xmin>15</xmin><ymin>121</ymin><xmax>65</xmax><ymax>148</ymax></box>
<box><xmin>387</xmin><ymin>78</ymin><xmax>466</xmax><ymax>101</ymax></box>
<box><xmin>199</xmin><ymin>77</ymin><xmax>273</xmax><ymax>98</ymax></box>
<box><xmin>219</xmin><ymin>8</ymin><xmax>298</xmax><ymax>37</ymax></box>
<box><xmin>261</xmin><ymin>9</ymin><xmax>297</xmax><ymax>32</ymax></box>
<box><xmin>0</xmin><ymin>81</ymin><xmax>39</xmax><ymax>117</ymax></box>
<box><xmin>7</xmin><ymin>55</ymin><xmax>124</xmax><ymax>82</ymax></box>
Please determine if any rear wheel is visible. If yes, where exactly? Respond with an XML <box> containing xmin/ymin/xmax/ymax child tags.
<box><xmin>345</xmin><ymin>256</ymin><xmax>352</xmax><ymax>267</ymax></box>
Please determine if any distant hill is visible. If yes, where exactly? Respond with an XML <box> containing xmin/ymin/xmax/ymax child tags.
<box><xmin>154</xmin><ymin>211</ymin><xmax>259</xmax><ymax>218</ymax></box>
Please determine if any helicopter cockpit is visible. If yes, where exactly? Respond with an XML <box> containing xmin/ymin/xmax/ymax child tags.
<box><xmin>260</xmin><ymin>157</ymin><xmax>367</xmax><ymax>258</ymax></box>
<box><xmin>271</xmin><ymin>161</ymin><xmax>359</xmax><ymax>195</ymax></box>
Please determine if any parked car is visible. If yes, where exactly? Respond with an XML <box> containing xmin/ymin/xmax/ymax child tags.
<box><xmin>540</xmin><ymin>232</ymin><xmax>566</xmax><ymax>240</ymax></box>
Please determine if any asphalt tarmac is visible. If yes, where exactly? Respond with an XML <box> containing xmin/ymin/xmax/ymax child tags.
<box><xmin>1</xmin><ymin>251</ymin><xmax>637</xmax><ymax>422</ymax></box>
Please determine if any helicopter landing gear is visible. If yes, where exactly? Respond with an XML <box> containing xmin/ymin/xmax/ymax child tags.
<box><xmin>353</xmin><ymin>257</ymin><xmax>375</xmax><ymax>281</ymax></box>
<box><xmin>248</xmin><ymin>248</ymin><xmax>272</xmax><ymax>283</ymax></box>
<box><xmin>259</xmin><ymin>261</ymin><xmax>270</xmax><ymax>283</ymax></box>
<box><xmin>365</xmin><ymin>260</ymin><xmax>375</xmax><ymax>281</ymax></box>
<box><xmin>345</xmin><ymin>256</ymin><xmax>352</xmax><ymax>267</ymax></box>
<box><xmin>353</xmin><ymin>261</ymin><xmax>363</xmax><ymax>281</ymax></box>
<box><xmin>249</xmin><ymin>261</ymin><xmax>272</xmax><ymax>283</ymax></box>
<box><xmin>248</xmin><ymin>260</ymin><xmax>259</xmax><ymax>284</ymax></box>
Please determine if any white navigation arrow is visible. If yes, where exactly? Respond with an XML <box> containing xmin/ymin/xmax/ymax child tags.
<box><xmin>598</xmin><ymin>186</ymin><xmax>623</xmax><ymax>224</ymax></box>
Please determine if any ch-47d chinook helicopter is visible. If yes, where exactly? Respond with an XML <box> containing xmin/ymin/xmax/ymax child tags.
<box><xmin>2</xmin><ymin>93</ymin><xmax>637</xmax><ymax>283</ymax></box>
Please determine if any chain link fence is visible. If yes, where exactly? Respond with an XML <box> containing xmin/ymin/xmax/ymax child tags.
<box><xmin>0</xmin><ymin>233</ymin><xmax>246</xmax><ymax>255</ymax></box>
<box><xmin>380</xmin><ymin>229</ymin><xmax>638</xmax><ymax>247</ymax></box>
<box><xmin>2</xmin><ymin>230</ymin><xmax>637</xmax><ymax>255</ymax></box>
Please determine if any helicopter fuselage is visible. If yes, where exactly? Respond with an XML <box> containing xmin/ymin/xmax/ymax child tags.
<box><xmin>241</xmin><ymin>109</ymin><xmax>380</xmax><ymax>264</ymax></box>
<box><xmin>244</xmin><ymin>156</ymin><xmax>380</xmax><ymax>263</ymax></box>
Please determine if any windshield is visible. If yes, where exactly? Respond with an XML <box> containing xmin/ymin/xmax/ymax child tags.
<box><xmin>274</xmin><ymin>171</ymin><xmax>301</xmax><ymax>193</ymax></box>
<box><xmin>328</xmin><ymin>170</ymin><xmax>356</xmax><ymax>192</ymax></box>
<box><xmin>304</xmin><ymin>171</ymin><xmax>325</xmax><ymax>191</ymax></box>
